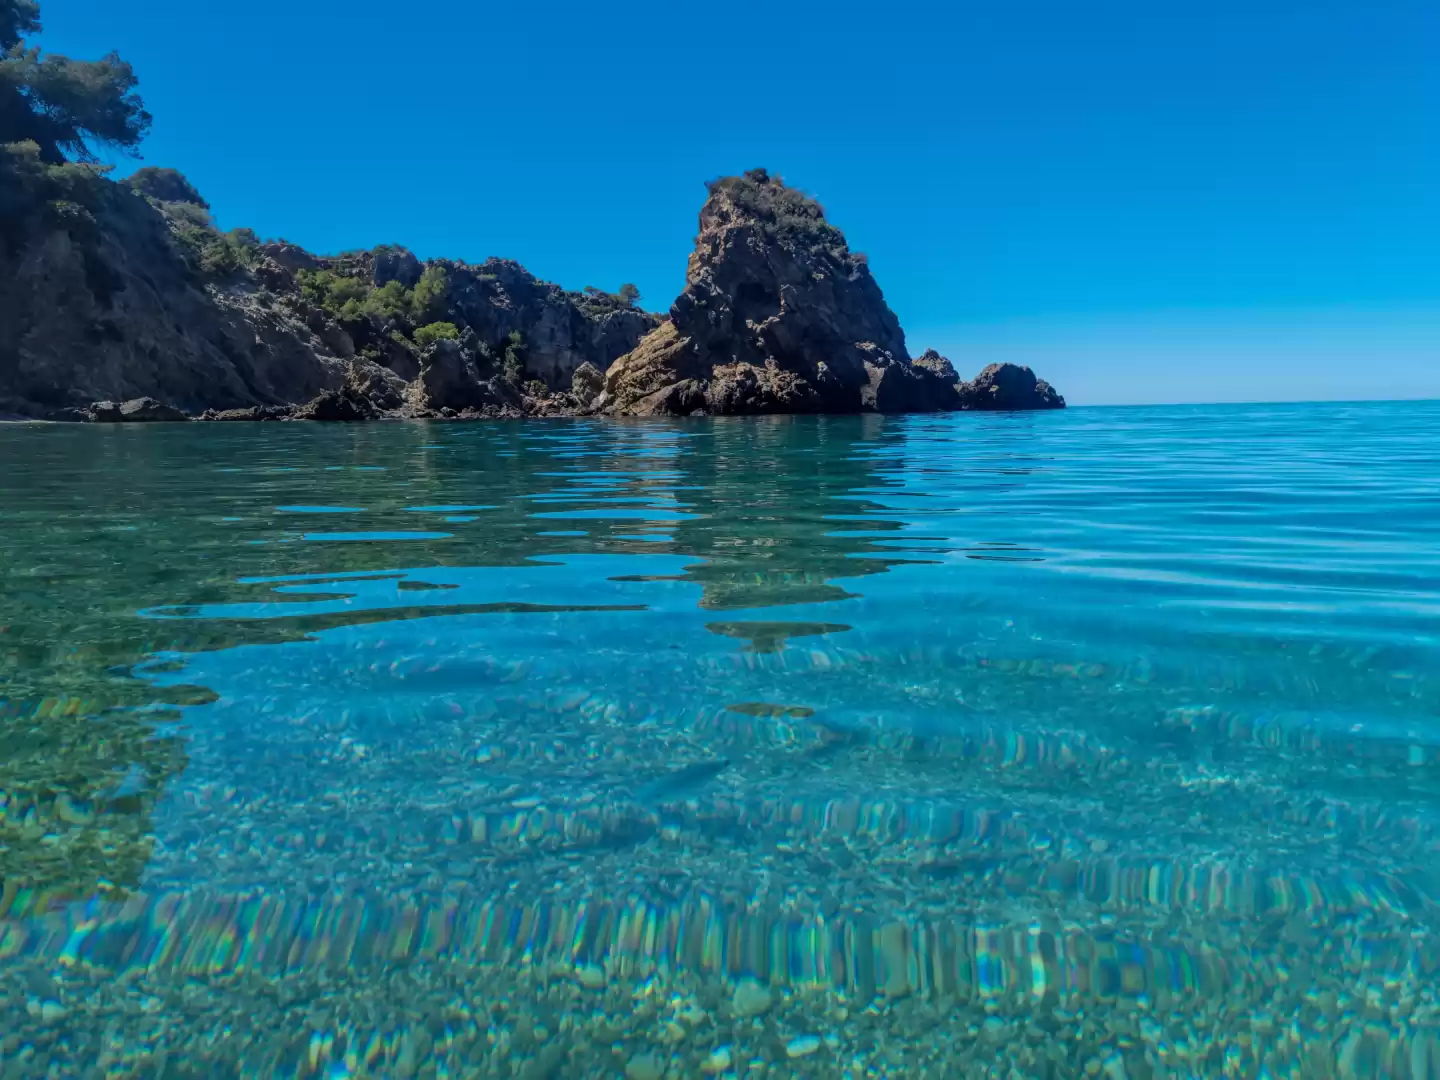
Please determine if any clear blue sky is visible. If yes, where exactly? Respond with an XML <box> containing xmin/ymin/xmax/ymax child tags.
<box><xmin>42</xmin><ymin>0</ymin><xmax>1440</xmax><ymax>404</ymax></box>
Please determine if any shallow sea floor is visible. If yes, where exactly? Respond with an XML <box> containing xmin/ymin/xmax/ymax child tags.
<box><xmin>2</xmin><ymin>404</ymin><xmax>1440</xmax><ymax>1078</ymax></box>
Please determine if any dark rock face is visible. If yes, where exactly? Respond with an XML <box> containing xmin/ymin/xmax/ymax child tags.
<box><xmin>260</xmin><ymin>242</ymin><xmax>320</xmax><ymax>275</ymax></box>
<box><xmin>372</xmin><ymin>246</ymin><xmax>422</xmax><ymax>288</ymax></box>
<box><xmin>570</xmin><ymin>361</ymin><xmax>605</xmax><ymax>406</ymax></box>
<box><xmin>403</xmin><ymin>339</ymin><xmax>520</xmax><ymax>416</ymax></box>
<box><xmin>0</xmin><ymin>172</ymin><xmax>658</xmax><ymax>420</ymax></box>
<box><xmin>293</xmin><ymin>387</ymin><xmax>376</xmax><ymax>422</ymax></box>
<box><xmin>291</xmin><ymin>364</ymin><xmax>402</xmax><ymax>421</ymax></box>
<box><xmin>956</xmin><ymin>363</ymin><xmax>1066</xmax><ymax>411</ymax></box>
<box><xmin>1</xmin><ymin>164</ymin><xmax>1062</xmax><ymax>421</ymax></box>
<box><xmin>912</xmin><ymin>348</ymin><xmax>959</xmax><ymax>383</ymax></box>
<box><xmin>605</xmin><ymin>169</ymin><xmax>935</xmax><ymax>416</ymax></box>
<box><xmin>198</xmin><ymin>405</ymin><xmax>293</xmax><ymax>422</ymax></box>
<box><xmin>0</xmin><ymin>182</ymin><xmax>347</xmax><ymax>417</ymax></box>
<box><xmin>441</xmin><ymin>259</ymin><xmax>660</xmax><ymax>389</ymax></box>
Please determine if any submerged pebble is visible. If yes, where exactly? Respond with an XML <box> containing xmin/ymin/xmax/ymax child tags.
<box><xmin>625</xmin><ymin>1051</ymin><xmax>665</xmax><ymax>1080</ymax></box>
<box><xmin>731</xmin><ymin>979</ymin><xmax>773</xmax><ymax>1018</ymax></box>
<box><xmin>786</xmin><ymin>1035</ymin><xmax>822</xmax><ymax>1058</ymax></box>
<box><xmin>573</xmin><ymin>963</ymin><xmax>606</xmax><ymax>990</ymax></box>
<box><xmin>702</xmin><ymin>1047</ymin><xmax>733</xmax><ymax>1074</ymax></box>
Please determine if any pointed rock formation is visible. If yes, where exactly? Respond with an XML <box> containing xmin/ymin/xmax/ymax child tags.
<box><xmin>603</xmin><ymin>169</ymin><xmax>955</xmax><ymax>416</ymax></box>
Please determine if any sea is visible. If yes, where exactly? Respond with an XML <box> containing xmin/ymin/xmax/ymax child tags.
<box><xmin>1</xmin><ymin>402</ymin><xmax>1438</xmax><ymax>1078</ymax></box>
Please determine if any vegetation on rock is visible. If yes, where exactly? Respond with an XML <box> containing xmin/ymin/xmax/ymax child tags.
<box><xmin>703</xmin><ymin>167</ymin><xmax>847</xmax><ymax>254</ymax></box>
<box><xmin>413</xmin><ymin>321</ymin><xmax>460</xmax><ymax>349</ymax></box>
<box><xmin>573</xmin><ymin>283</ymin><xmax>645</xmax><ymax>317</ymax></box>
<box><xmin>126</xmin><ymin>165</ymin><xmax>207</xmax><ymax>207</ymax></box>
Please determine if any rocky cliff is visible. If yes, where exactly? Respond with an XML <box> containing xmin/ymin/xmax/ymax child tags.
<box><xmin>0</xmin><ymin>154</ymin><xmax>660</xmax><ymax>419</ymax></box>
<box><xmin>0</xmin><ymin>161</ymin><xmax>346</xmax><ymax>416</ymax></box>
<box><xmin>0</xmin><ymin>158</ymin><xmax>1063</xmax><ymax>421</ymax></box>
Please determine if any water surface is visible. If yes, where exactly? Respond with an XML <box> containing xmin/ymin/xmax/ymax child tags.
<box><xmin>2</xmin><ymin>404</ymin><xmax>1439</xmax><ymax>1077</ymax></box>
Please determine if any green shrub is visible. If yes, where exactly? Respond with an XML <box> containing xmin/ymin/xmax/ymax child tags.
<box><xmin>206</xmin><ymin>228</ymin><xmax>261</xmax><ymax>276</ymax></box>
<box><xmin>156</xmin><ymin>196</ymin><xmax>260</xmax><ymax>279</ymax></box>
<box><xmin>410</xmin><ymin>265</ymin><xmax>448</xmax><ymax>321</ymax></box>
<box><xmin>500</xmin><ymin>330</ymin><xmax>525</xmax><ymax>386</ymax></box>
<box><xmin>413</xmin><ymin>321</ymin><xmax>459</xmax><ymax>349</ymax></box>
<box><xmin>705</xmin><ymin>168</ymin><xmax>846</xmax><ymax>253</ymax></box>
<box><xmin>296</xmin><ymin>268</ymin><xmax>369</xmax><ymax>311</ymax></box>
<box><xmin>363</xmin><ymin>279</ymin><xmax>411</xmax><ymax>321</ymax></box>
<box><xmin>0</xmin><ymin>140</ymin><xmax>109</xmax><ymax>246</ymax></box>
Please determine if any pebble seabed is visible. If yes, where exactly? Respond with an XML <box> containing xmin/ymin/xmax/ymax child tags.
<box><xmin>2</xmin><ymin>872</ymin><xmax>1439</xmax><ymax>1078</ymax></box>
<box><xmin>4</xmin><ymin>676</ymin><xmax>1440</xmax><ymax>1078</ymax></box>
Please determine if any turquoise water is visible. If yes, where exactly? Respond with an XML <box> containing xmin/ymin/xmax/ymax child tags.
<box><xmin>2</xmin><ymin>403</ymin><xmax>1440</xmax><ymax>1077</ymax></box>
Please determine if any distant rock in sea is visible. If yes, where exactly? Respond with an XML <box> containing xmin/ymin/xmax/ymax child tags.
<box><xmin>1</xmin><ymin>160</ymin><xmax>1063</xmax><ymax>421</ymax></box>
<box><xmin>958</xmin><ymin>362</ymin><xmax>1066</xmax><ymax>411</ymax></box>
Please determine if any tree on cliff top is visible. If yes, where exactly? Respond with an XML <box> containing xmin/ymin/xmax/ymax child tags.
<box><xmin>0</xmin><ymin>0</ymin><xmax>150</xmax><ymax>164</ymax></box>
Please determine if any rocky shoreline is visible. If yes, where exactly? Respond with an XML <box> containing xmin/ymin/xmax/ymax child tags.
<box><xmin>5</xmin><ymin>162</ymin><xmax>1063</xmax><ymax>423</ymax></box>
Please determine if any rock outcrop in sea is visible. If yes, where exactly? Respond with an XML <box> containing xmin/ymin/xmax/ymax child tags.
<box><xmin>0</xmin><ymin>160</ymin><xmax>1064</xmax><ymax>421</ymax></box>
<box><xmin>600</xmin><ymin>169</ymin><xmax>958</xmax><ymax>416</ymax></box>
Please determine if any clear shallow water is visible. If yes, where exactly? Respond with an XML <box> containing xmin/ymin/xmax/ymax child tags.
<box><xmin>1</xmin><ymin>403</ymin><xmax>1440</xmax><ymax>1077</ymax></box>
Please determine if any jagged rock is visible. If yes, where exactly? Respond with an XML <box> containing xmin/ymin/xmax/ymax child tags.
<box><xmin>570</xmin><ymin>361</ymin><xmax>605</xmax><ymax>406</ymax></box>
<box><xmin>862</xmin><ymin>354</ymin><xmax>957</xmax><ymax>413</ymax></box>
<box><xmin>88</xmin><ymin>401</ymin><xmax>123</xmax><ymax>423</ymax></box>
<box><xmin>912</xmin><ymin>348</ymin><xmax>959</xmax><ymax>383</ymax></box>
<box><xmin>956</xmin><ymin>363</ymin><xmax>1066</xmax><ymax>411</ymax></box>
<box><xmin>0</xmin><ymin>180</ymin><xmax>348</xmax><ymax>417</ymax></box>
<box><xmin>199</xmin><ymin>405</ymin><xmax>294</xmax><ymax>422</ymax></box>
<box><xmin>403</xmin><ymin>339</ymin><xmax>520</xmax><ymax>414</ymax></box>
<box><xmin>290</xmin><ymin>361</ymin><xmax>406</xmax><ymax>421</ymax></box>
<box><xmin>302</xmin><ymin>309</ymin><xmax>355</xmax><ymax>359</ymax></box>
<box><xmin>253</xmin><ymin>256</ymin><xmax>296</xmax><ymax>293</ymax></box>
<box><xmin>260</xmin><ymin>242</ymin><xmax>320</xmax><ymax>275</ymax></box>
<box><xmin>587</xmin><ymin>308</ymin><xmax>660</xmax><ymax>376</ymax></box>
<box><xmin>405</xmin><ymin>339</ymin><xmax>482</xmax><ymax>412</ymax></box>
<box><xmin>442</xmin><ymin>259</ymin><xmax>660</xmax><ymax>389</ymax></box>
<box><xmin>3</xmin><ymin>163</ymin><xmax>1059</xmax><ymax>421</ymax></box>
<box><xmin>293</xmin><ymin>387</ymin><xmax>377</xmax><ymax>422</ymax></box>
<box><xmin>373</xmin><ymin>246</ymin><xmax>422</xmax><ymax>288</ymax></box>
<box><xmin>346</xmin><ymin>361</ymin><xmax>405</xmax><ymax>411</ymax></box>
<box><xmin>118</xmin><ymin>397</ymin><xmax>188</xmax><ymax>422</ymax></box>
<box><xmin>604</xmin><ymin>169</ymin><xmax>943</xmax><ymax>416</ymax></box>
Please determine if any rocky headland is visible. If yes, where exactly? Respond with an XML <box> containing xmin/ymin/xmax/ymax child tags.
<box><xmin>0</xmin><ymin>166</ymin><xmax>1064</xmax><ymax>422</ymax></box>
<box><xmin>0</xmin><ymin>0</ymin><xmax>1062</xmax><ymax>422</ymax></box>
<box><xmin>599</xmin><ymin>170</ymin><xmax>1062</xmax><ymax>417</ymax></box>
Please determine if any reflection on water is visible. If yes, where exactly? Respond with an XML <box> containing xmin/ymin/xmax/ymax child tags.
<box><xmin>2</xmin><ymin>405</ymin><xmax>1440</xmax><ymax>1076</ymax></box>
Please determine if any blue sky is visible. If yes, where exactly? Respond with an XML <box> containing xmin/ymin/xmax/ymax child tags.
<box><xmin>43</xmin><ymin>0</ymin><xmax>1439</xmax><ymax>404</ymax></box>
